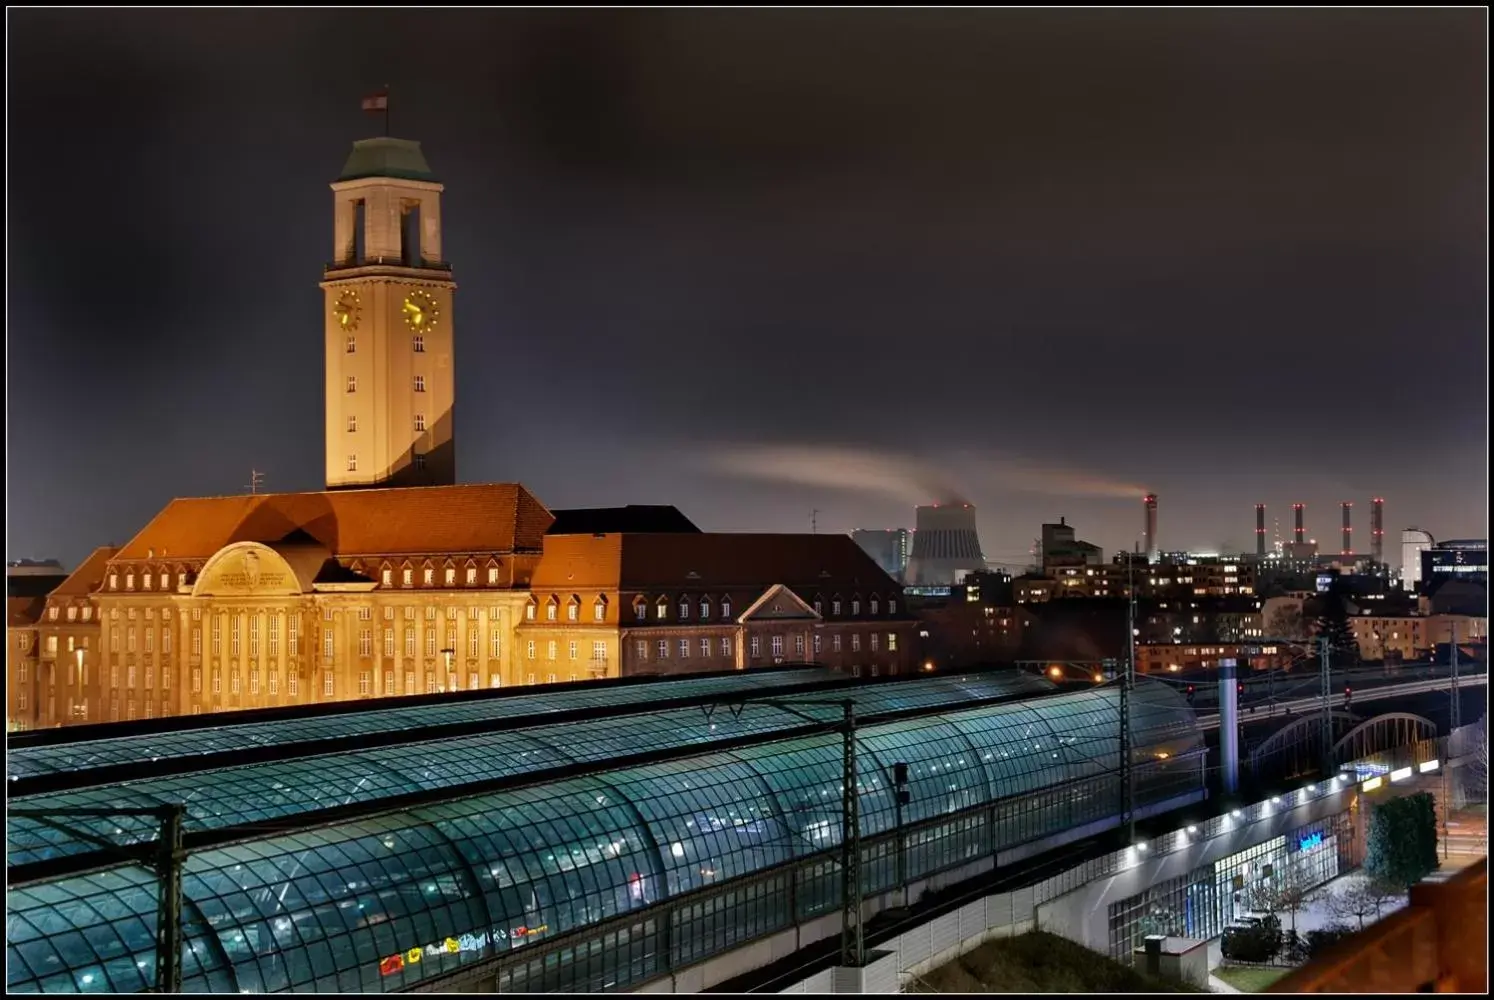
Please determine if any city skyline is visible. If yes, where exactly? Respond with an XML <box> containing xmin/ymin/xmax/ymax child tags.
<box><xmin>6</xmin><ymin>9</ymin><xmax>1487</xmax><ymax>569</ymax></box>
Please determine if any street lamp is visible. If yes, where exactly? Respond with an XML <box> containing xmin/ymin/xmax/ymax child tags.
<box><xmin>440</xmin><ymin>648</ymin><xmax>454</xmax><ymax>691</ymax></box>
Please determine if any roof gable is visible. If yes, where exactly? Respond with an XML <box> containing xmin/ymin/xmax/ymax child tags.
<box><xmin>738</xmin><ymin>584</ymin><xmax>821</xmax><ymax>623</ymax></box>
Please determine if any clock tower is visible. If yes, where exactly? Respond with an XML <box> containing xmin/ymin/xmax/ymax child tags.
<box><xmin>321</xmin><ymin>136</ymin><xmax>456</xmax><ymax>490</ymax></box>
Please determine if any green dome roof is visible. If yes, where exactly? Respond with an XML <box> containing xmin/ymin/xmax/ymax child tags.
<box><xmin>336</xmin><ymin>137</ymin><xmax>437</xmax><ymax>183</ymax></box>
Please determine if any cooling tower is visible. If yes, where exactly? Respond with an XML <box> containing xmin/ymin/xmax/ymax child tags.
<box><xmin>906</xmin><ymin>503</ymin><xmax>986</xmax><ymax>586</ymax></box>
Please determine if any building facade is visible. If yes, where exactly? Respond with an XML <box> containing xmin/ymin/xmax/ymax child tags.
<box><xmin>851</xmin><ymin>528</ymin><xmax>910</xmax><ymax>582</ymax></box>
<box><xmin>522</xmin><ymin>531</ymin><xmax>915</xmax><ymax>681</ymax></box>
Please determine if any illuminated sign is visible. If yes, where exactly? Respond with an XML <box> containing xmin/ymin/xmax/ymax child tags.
<box><xmin>379</xmin><ymin>926</ymin><xmax>550</xmax><ymax>977</ymax></box>
<box><xmin>1298</xmin><ymin>832</ymin><xmax>1323</xmax><ymax>852</ymax></box>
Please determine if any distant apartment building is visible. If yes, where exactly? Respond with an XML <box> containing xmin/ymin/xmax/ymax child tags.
<box><xmin>1349</xmin><ymin>613</ymin><xmax>1488</xmax><ymax>662</ymax></box>
<box><xmin>1136</xmin><ymin>642</ymin><xmax>1295</xmax><ymax>675</ymax></box>
<box><xmin>852</xmin><ymin>528</ymin><xmax>911</xmax><ymax>582</ymax></box>
<box><xmin>1420</xmin><ymin>539</ymin><xmax>1487</xmax><ymax>593</ymax></box>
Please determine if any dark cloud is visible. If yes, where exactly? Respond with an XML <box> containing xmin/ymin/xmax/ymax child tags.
<box><xmin>5</xmin><ymin>9</ymin><xmax>1486</xmax><ymax>569</ymax></box>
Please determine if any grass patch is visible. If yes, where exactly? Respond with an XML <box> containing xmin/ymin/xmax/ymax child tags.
<box><xmin>1214</xmin><ymin>964</ymin><xmax>1292</xmax><ymax>992</ymax></box>
<box><xmin>912</xmin><ymin>930</ymin><xmax>1202</xmax><ymax>993</ymax></box>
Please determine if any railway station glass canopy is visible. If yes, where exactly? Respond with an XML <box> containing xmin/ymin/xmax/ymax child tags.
<box><xmin>6</xmin><ymin>679</ymin><xmax>1197</xmax><ymax>994</ymax></box>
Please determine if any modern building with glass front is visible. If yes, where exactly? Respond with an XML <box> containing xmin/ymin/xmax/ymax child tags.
<box><xmin>6</xmin><ymin>667</ymin><xmax>1204</xmax><ymax>994</ymax></box>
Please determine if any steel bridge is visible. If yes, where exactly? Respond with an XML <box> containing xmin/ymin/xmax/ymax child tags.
<box><xmin>1248</xmin><ymin>710</ymin><xmax>1440</xmax><ymax>779</ymax></box>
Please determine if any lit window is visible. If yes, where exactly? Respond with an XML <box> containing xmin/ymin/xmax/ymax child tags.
<box><xmin>813</xmin><ymin>634</ymin><xmax>822</xmax><ymax>655</ymax></box>
<box><xmin>679</xmin><ymin>639</ymin><xmax>690</xmax><ymax>658</ymax></box>
<box><xmin>546</xmin><ymin>602</ymin><xmax>557</xmax><ymax>622</ymax></box>
<box><xmin>594</xmin><ymin>600</ymin><xmax>606</xmax><ymax>622</ymax></box>
<box><xmin>658</xmin><ymin>640</ymin><xmax>669</xmax><ymax>659</ymax></box>
<box><xmin>466</xmin><ymin>567</ymin><xmax>477</xmax><ymax>585</ymax></box>
<box><xmin>700</xmin><ymin>638</ymin><xmax>711</xmax><ymax>658</ymax></box>
<box><xmin>771</xmin><ymin>635</ymin><xmax>784</xmax><ymax>657</ymax></box>
<box><xmin>346</xmin><ymin>334</ymin><xmax>356</xmax><ymax>354</ymax></box>
<box><xmin>751</xmin><ymin>635</ymin><xmax>762</xmax><ymax>657</ymax></box>
<box><xmin>526</xmin><ymin>604</ymin><xmax>536</xmax><ymax>621</ymax></box>
<box><xmin>722</xmin><ymin>637</ymin><xmax>732</xmax><ymax>656</ymax></box>
<box><xmin>569</xmin><ymin>641</ymin><xmax>578</xmax><ymax>660</ymax></box>
<box><xmin>488</xmin><ymin>567</ymin><xmax>499</xmax><ymax>585</ymax></box>
<box><xmin>679</xmin><ymin>600</ymin><xmax>690</xmax><ymax>619</ymax></box>
<box><xmin>423</xmin><ymin>567</ymin><xmax>434</xmax><ymax>586</ymax></box>
<box><xmin>567</xmin><ymin>602</ymin><xmax>579</xmax><ymax>622</ymax></box>
<box><xmin>546</xmin><ymin>640</ymin><xmax>557</xmax><ymax>660</ymax></box>
<box><xmin>656</xmin><ymin>600</ymin><xmax>669</xmax><ymax>620</ymax></box>
<box><xmin>402</xmin><ymin>568</ymin><xmax>412</xmax><ymax>586</ymax></box>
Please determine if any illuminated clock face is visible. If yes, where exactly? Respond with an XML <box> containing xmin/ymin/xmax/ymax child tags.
<box><xmin>402</xmin><ymin>290</ymin><xmax>439</xmax><ymax>332</ymax></box>
<box><xmin>333</xmin><ymin>290</ymin><xmax>362</xmax><ymax>331</ymax></box>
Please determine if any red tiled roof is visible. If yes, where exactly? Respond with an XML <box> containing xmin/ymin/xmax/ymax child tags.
<box><xmin>8</xmin><ymin>596</ymin><xmax>45</xmax><ymax>628</ymax></box>
<box><xmin>531</xmin><ymin>532</ymin><xmax>898</xmax><ymax>594</ymax></box>
<box><xmin>49</xmin><ymin>546</ymin><xmax>118</xmax><ymax>598</ymax></box>
<box><xmin>619</xmin><ymin>533</ymin><xmax>896</xmax><ymax>591</ymax></box>
<box><xmin>111</xmin><ymin>484</ymin><xmax>553</xmax><ymax>562</ymax></box>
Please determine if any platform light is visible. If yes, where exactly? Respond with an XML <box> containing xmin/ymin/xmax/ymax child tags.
<box><xmin>1270</xmin><ymin>796</ymin><xmax>1282</xmax><ymax>804</ymax></box>
<box><xmin>1390</xmin><ymin>767</ymin><xmax>1413</xmax><ymax>783</ymax></box>
<box><xmin>1187</xmin><ymin>825</ymin><xmax>1199</xmax><ymax>834</ymax></box>
<box><xmin>1231</xmin><ymin>809</ymin><xmax>1243</xmax><ymax>819</ymax></box>
<box><xmin>1363</xmin><ymin>776</ymin><xmax>1383</xmax><ymax>791</ymax></box>
<box><xmin>1418</xmin><ymin>759</ymin><xmax>1440</xmax><ymax>773</ymax></box>
<box><xmin>1305</xmin><ymin>784</ymin><xmax>1316</xmax><ymax>794</ymax></box>
<box><xmin>1134</xmin><ymin>841</ymin><xmax>1148</xmax><ymax>852</ymax></box>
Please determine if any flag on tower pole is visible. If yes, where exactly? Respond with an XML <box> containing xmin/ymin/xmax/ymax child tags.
<box><xmin>362</xmin><ymin>88</ymin><xmax>390</xmax><ymax>135</ymax></box>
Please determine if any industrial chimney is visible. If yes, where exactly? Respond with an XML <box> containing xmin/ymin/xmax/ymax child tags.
<box><xmin>1341</xmin><ymin>502</ymin><xmax>1353</xmax><ymax>556</ymax></box>
<box><xmin>1293</xmin><ymin>503</ymin><xmax>1306</xmax><ymax>545</ymax></box>
<box><xmin>1371</xmin><ymin>497</ymin><xmax>1385</xmax><ymax>563</ymax></box>
<box><xmin>1143</xmin><ymin>493</ymin><xmax>1158</xmax><ymax>563</ymax></box>
<box><xmin>1255</xmin><ymin>504</ymin><xmax>1266</xmax><ymax>557</ymax></box>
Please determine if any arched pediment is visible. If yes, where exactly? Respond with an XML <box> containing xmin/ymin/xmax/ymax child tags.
<box><xmin>192</xmin><ymin>542</ymin><xmax>313</xmax><ymax>598</ymax></box>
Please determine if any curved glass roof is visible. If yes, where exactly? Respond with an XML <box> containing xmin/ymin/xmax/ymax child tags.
<box><xmin>7</xmin><ymin>673</ymin><xmax>1059</xmax><ymax>869</ymax></box>
<box><xmin>6</xmin><ymin>670</ymin><xmax>850</xmax><ymax>783</ymax></box>
<box><xmin>6</xmin><ymin>681</ymin><xmax>1197</xmax><ymax>994</ymax></box>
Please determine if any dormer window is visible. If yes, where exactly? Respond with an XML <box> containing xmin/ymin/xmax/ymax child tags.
<box><xmin>109</xmin><ymin>574</ymin><xmax>118</xmax><ymax>590</ymax></box>
<box><xmin>382</xmin><ymin>568</ymin><xmax>393</xmax><ymax>587</ymax></box>
<box><xmin>465</xmin><ymin>566</ymin><xmax>477</xmax><ymax>585</ymax></box>
<box><xmin>721</xmin><ymin>598</ymin><xmax>731</xmax><ymax>619</ymax></box>
<box><xmin>444</xmin><ymin>567</ymin><xmax>456</xmax><ymax>586</ymax></box>
<box><xmin>48</xmin><ymin>607</ymin><xmax>59</xmax><ymax>621</ymax></box>
<box><xmin>831</xmin><ymin>597</ymin><xmax>842</xmax><ymax>616</ymax></box>
<box><xmin>125</xmin><ymin>573</ymin><xmax>135</xmax><ymax>591</ymax></box>
<box><xmin>402</xmin><ymin>568</ymin><xmax>413</xmax><ymax>586</ymax></box>
<box><xmin>679</xmin><ymin>598</ymin><xmax>690</xmax><ymax>620</ymax></box>
<box><xmin>546</xmin><ymin>599</ymin><xmax>558</xmax><ymax>622</ymax></box>
<box><xmin>699</xmin><ymin>598</ymin><xmax>710</xmax><ymax>619</ymax></box>
<box><xmin>142</xmin><ymin>574</ymin><xmax>152</xmax><ymax>591</ymax></box>
<box><xmin>851</xmin><ymin>597</ymin><xmax>861</xmax><ymax>615</ymax></box>
<box><xmin>82</xmin><ymin>607</ymin><xmax>92</xmax><ymax>621</ymax></box>
<box><xmin>67</xmin><ymin>606</ymin><xmax>77</xmax><ymax>621</ymax></box>
<box><xmin>422</xmin><ymin>567</ymin><xmax>434</xmax><ymax>586</ymax></box>
<box><xmin>814</xmin><ymin>597</ymin><xmax>824</xmax><ymax>615</ymax></box>
<box><xmin>889</xmin><ymin>599</ymin><xmax>897</xmax><ymax>615</ymax></box>
<box><xmin>161</xmin><ymin>572</ymin><xmax>171</xmax><ymax>590</ymax></box>
<box><xmin>567</xmin><ymin>599</ymin><xmax>579</xmax><ymax>622</ymax></box>
<box><xmin>526</xmin><ymin>602</ymin><xmax>537</xmax><ymax>622</ymax></box>
<box><xmin>594</xmin><ymin>598</ymin><xmax>607</xmax><ymax>622</ymax></box>
<box><xmin>634</xmin><ymin>599</ymin><xmax>647</xmax><ymax>622</ymax></box>
<box><xmin>488</xmin><ymin>566</ymin><xmax>499</xmax><ymax>585</ymax></box>
<box><xmin>870</xmin><ymin>597</ymin><xmax>880</xmax><ymax>615</ymax></box>
<box><xmin>656</xmin><ymin>598</ymin><xmax>670</xmax><ymax>620</ymax></box>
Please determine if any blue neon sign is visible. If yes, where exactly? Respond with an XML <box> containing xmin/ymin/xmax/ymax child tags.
<box><xmin>1298</xmin><ymin>832</ymin><xmax>1323</xmax><ymax>851</ymax></box>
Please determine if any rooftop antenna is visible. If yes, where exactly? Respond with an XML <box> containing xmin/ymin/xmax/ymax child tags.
<box><xmin>811</xmin><ymin>509</ymin><xmax>820</xmax><ymax>534</ymax></box>
<box><xmin>245</xmin><ymin>469</ymin><xmax>265</xmax><ymax>495</ymax></box>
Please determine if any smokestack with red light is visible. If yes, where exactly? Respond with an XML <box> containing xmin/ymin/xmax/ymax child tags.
<box><xmin>1341</xmin><ymin>501</ymin><xmax>1353</xmax><ymax>556</ymax></box>
<box><xmin>1371</xmin><ymin>497</ymin><xmax>1385</xmax><ymax>563</ymax></box>
<box><xmin>1255</xmin><ymin>504</ymin><xmax>1266</xmax><ymax>557</ymax></box>
<box><xmin>1143</xmin><ymin>493</ymin><xmax>1158</xmax><ymax>562</ymax></box>
<box><xmin>1293</xmin><ymin>503</ymin><xmax>1305</xmax><ymax>545</ymax></box>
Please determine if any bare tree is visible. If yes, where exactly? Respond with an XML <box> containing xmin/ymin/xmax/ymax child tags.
<box><xmin>1466</xmin><ymin>721</ymin><xmax>1488</xmax><ymax>804</ymax></box>
<box><xmin>1325</xmin><ymin>877</ymin><xmax>1403</xmax><ymax>931</ymax></box>
<box><xmin>1245</xmin><ymin>864</ymin><xmax>1314</xmax><ymax>937</ymax></box>
<box><xmin>1266</xmin><ymin>604</ymin><xmax>1307</xmax><ymax>642</ymax></box>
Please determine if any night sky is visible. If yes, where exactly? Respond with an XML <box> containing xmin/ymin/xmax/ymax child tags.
<box><xmin>6</xmin><ymin>9</ymin><xmax>1487</xmax><ymax>571</ymax></box>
